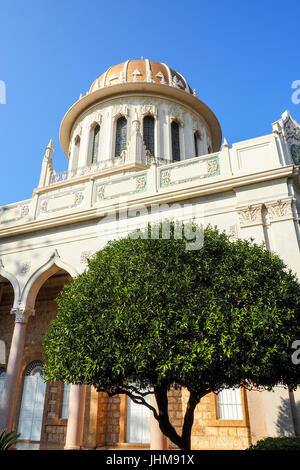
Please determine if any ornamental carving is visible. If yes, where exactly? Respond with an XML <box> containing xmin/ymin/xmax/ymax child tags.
<box><xmin>41</xmin><ymin>200</ymin><xmax>48</xmax><ymax>213</ymax></box>
<box><xmin>283</xmin><ymin>115</ymin><xmax>300</xmax><ymax>143</ymax></box>
<box><xmin>169</xmin><ymin>105</ymin><xmax>184</xmax><ymax>127</ymax></box>
<box><xmin>172</xmin><ymin>75</ymin><xmax>184</xmax><ymax>88</ymax></box>
<box><xmin>80</xmin><ymin>251</ymin><xmax>91</xmax><ymax>265</ymax></box>
<box><xmin>290</xmin><ymin>144</ymin><xmax>300</xmax><ymax>165</ymax></box>
<box><xmin>141</xmin><ymin>101</ymin><xmax>157</xmax><ymax>119</ymax></box>
<box><xmin>156</xmin><ymin>71</ymin><xmax>166</xmax><ymax>84</ymax></box>
<box><xmin>136</xmin><ymin>176</ymin><xmax>146</xmax><ymax>192</ymax></box>
<box><xmin>20</xmin><ymin>262</ymin><xmax>31</xmax><ymax>275</ymax></box>
<box><xmin>228</xmin><ymin>225</ymin><xmax>238</xmax><ymax>239</ymax></box>
<box><xmin>207</xmin><ymin>159</ymin><xmax>219</xmax><ymax>176</ymax></box>
<box><xmin>86</xmin><ymin>111</ymin><xmax>102</xmax><ymax>128</ymax></box>
<box><xmin>74</xmin><ymin>192</ymin><xmax>84</xmax><ymax>206</ymax></box>
<box><xmin>113</xmin><ymin>104</ymin><xmax>128</xmax><ymax>119</ymax></box>
<box><xmin>192</xmin><ymin>118</ymin><xmax>202</xmax><ymax>136</ymax></box>
<box><xmin>161</xmin><ymin>170</ymin><xmax>171</xmax><ymax>187</ymax></box>
<box><xmin>97</xmin><ymin>186</ymin><xmax>105</xmax><ymax>200</ymax></box>
<box><xmin>237</xmin><ymin>205</ymin><xmax>263</xmax><ymax>226</ymax></box>
<box><xmin>146</xmin><ymin>151</ymin><xmax>156</xmax><ymax>165</ymax></box>
<box><xmin>266</xmin><ymin>200</ymin><xmax>293</xmax><ymax>219</ymax></box>
<box><xmin>20</xmin><ymin>205</ymin><xmax>29</xmax><ymax>218</ymax></box>
<box><xmin>11</xmin><ymin>307</ymin><xmax>35</xmax><ymax>324</ymax></box>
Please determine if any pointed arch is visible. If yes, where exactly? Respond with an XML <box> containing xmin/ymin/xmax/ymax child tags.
<box><xmin>115</xmin><ymin>116</ymin><xmax>127</xmax><ymax>158</ymax></box>
<box><xmin>143</xmin><ymin>115</ymin><xmax>155</xmax><ymax>157</ymax></box>
<box><xmin>0</xmin><ymin>261</ymin><xmax>20</xmax><ymax>307</ymax></box>
<box><xmin>19</xmin><ymin>250</ymin><xmax>78</xmax><ymax>310</ymax></box>
<box><xmin>88</xmin><ymin>122</ymin><xmax>100</xmax><ymax>165</ymax></box>
<box><xmin>72</xmin><ymin>134</ymin><xmax>81</xmax><ymax>171</ymax></box>
<box><xmin>171</xmin><ymin>120</ymin><xmax>181</xmax><ymax>161</ymax></box>
<box><xmin>193</xmin><ymin>130</ymin><xmax>202</xmax><ymax>157</ymax></box>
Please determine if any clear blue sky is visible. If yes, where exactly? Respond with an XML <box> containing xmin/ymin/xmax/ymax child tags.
<box><xmin>1</xmin><ymin>0</ymin><xmax>300</xmax><ymax>206</ymax></box>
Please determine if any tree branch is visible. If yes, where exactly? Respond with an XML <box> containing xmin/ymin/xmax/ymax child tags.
<box><xmin>96</xmin><ymin>386</ymin><xmax>159</xmax><ymax>419</ymax></box>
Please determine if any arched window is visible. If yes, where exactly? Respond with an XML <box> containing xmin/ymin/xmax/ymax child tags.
<box><xmin>194</xmin><ymin>132</ymin><xmax>199</xmax><ymax>157</ymax></box>
<box><xmin>115</xmin><ymin>116</ymin><xmax>127</xmax><ymax>158</ymax></box>
<box><xmin>72</xmin><ymin>135</ymin><xmax>81</xmax><ymax>170</ymax></box>
<box><xmin>91</xmin><ymin>124</ymin><xmax>100</xmax><ymax>164</ymax></box>
<box><xmin>171</xmin><ymin>121</ymin><xmax>180</xmax><ymax>161</ymax></box>
<box><xmin>143</xmin><ymin>115</ymin><xmax>155</xmax><ymax>157</ymax></box>
<box><xmin>18</xmin><ymin>361</ymin><xmax>46</xmax><ymax>441</ymax></box>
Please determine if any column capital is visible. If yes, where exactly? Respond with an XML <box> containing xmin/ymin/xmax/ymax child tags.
<box><xmin>237</xmin><ymin>203</ymin><xmax>264</xmax><ymax>228</ymax></box>
<box><xmin>10</xmin><ymin>307</ymin><xmax>35</xmax><ymax>324</ymax></box>
<box><xmin>265</xmin><ymin>198</ymin><xmax>294</xmax><ymax>221</ymax></box>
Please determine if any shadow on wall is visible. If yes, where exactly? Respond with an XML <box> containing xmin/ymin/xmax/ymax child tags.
<box><xmin>276</xmin><ymin>393</ymin><xmax>300</xmax><ymax>437</ymax></box>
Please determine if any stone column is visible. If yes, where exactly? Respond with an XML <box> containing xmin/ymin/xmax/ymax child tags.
<box><xmin>65</xmin><ymin>384</ymin><xmax>86</xmax><ymax>450</ymax></box>
<box><xmin>150</xmin><ymin>394</ymin><xmax>168</xmax><ymax>450</ymax></box>
<box><xmin>0</xmin><ymin>307</ymin><xmax>34</xmax><ymax>430</ymax></box>
<box><xmin>246</xmin><ymin>389</ymin><xmax>267</xmax><ymax>445</ymax></box>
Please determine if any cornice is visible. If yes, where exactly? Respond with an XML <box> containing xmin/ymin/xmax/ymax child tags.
<box><xmin>0</xmin><ymin>165</ymin><xmax>294</xmax><ymax>240</ymax></box>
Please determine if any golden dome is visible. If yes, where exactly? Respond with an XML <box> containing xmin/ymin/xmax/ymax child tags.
<box><xmin>90</xmin><ymin>59</ymin><xmax>193</xmax><ymax>94</ymax></box>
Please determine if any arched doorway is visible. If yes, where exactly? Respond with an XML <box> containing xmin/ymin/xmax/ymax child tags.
<box><xmin>17</xmin><ymin>267</ymin><xmax>72</xmax><ymax>445</ymax></box>
<box><xmin>18</xmin><ymin>360</ymin><xmax>46</xmax><ymax>441</ymax></box>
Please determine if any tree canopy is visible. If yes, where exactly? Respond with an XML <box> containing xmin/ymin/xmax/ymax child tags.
<box><xmin>43</xmin><ymin>223</ymin><xmax>300</xmax><ymax>449</ymax></box>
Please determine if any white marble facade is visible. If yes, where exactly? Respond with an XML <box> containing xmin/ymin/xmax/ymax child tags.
<box><xmin>1</xmin><ymin>59</ymin><xmax>300</xmax><ymax>445</ymax></box>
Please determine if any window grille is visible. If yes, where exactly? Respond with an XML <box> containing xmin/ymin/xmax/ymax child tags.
<box><xmin>171</xmin><ymin>121</ymin><xmax>180</xmax><ymax>161</ymax></box>
<box><xmin>115</xmin><ymin>117</ymin><xmax>127</xmax><ymax>158</ymax></box>
<box><xmin>91</xmin><ymin>124</ymin><xmax>100</xmax><ymax>164</ymax></box>
<box><xmin>194</xmin><ymin>132</ymin><xmax>198</xmax><ymax>157</ymax></box>
<box><xmin>143</xmin><ymin>116</ymin><xmax>155</xmax><ymax>156</ymax></box>
<box><xmin>25</xmin><ymin>360</ymin><xmax>44</xmax><ymax>376</ymax></box>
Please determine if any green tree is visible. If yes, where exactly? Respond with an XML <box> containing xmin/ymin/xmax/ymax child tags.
<box><xmin>43</xmin><ymin>223</ymin><xmax>300</xmax><ymax>450</ymax></box>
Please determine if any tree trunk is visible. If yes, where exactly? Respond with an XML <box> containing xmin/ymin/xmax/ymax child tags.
<box><xmin>154</xmin><ymin>386</ymin><xmax>202</xmax><ymax>450</ymax></box>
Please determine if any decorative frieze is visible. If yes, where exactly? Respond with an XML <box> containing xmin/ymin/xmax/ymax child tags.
<box><xmin>160</xmin><ymin>155</ymin><xmax>220</xmax><ymax>188</ymax></box>
<box><xmin>40</xmin><ymin>190</ymin><xmax>85</xmax><ymax>215</ymax></box>
<box><xmin>95</xmin><ymin>174</ymin><xmax>148</xmax><ymax>202</ymax></box>
<box><xmin>0</xmin><ymin>202</ymin><xmax>30</xmax><ymax>225</ymax></box>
